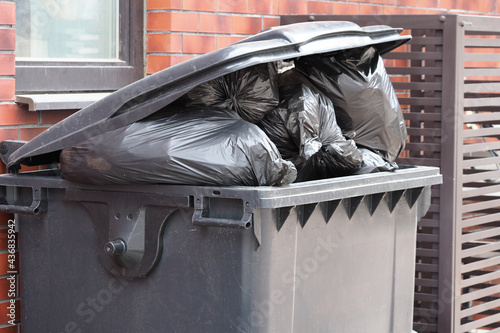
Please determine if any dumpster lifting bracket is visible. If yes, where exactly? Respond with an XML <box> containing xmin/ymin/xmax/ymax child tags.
<box><xmin>0</xmin><ymin>184</ymin><xmax>47</xmax><ymax>216</ymax></box>
<box><xmin>65</xmin><ymin>188</ymin><xmax>190</xmax><ymax>278</ymax></box>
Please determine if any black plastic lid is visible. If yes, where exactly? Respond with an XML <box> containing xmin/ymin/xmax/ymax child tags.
<box><xmin>8</xmin><ymin>21</ymin><xmax>411</xmax><ymax>171</ymax></box>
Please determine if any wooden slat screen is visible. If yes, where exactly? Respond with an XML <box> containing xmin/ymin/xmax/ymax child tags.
<box><xmin>459</xmin><ymin>16</ymin><xmax>500</xmax><ymax>333</ymax></box>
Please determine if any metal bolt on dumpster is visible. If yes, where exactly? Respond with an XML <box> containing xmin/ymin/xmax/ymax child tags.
<box><xmin>0</xmin><ymin>21</ymin><xmax>442</xmax><ymax>332</ymax></box>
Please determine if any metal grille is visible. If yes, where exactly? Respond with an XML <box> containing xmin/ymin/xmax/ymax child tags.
<box><xmin>280</xmin><ymin>14</ymin><xmax>500</xmax><ymax>333</ymax></box>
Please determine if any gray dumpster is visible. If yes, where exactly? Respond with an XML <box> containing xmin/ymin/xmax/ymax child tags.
<box><xmin>0</xmin><ymin>21</ymin><xmax>441</xmax><ymax>332</ymax></box>
<box><xmin>0</xmin><ymin>166</ymin><xmax>440</xmax><ymax>332</ymax></box>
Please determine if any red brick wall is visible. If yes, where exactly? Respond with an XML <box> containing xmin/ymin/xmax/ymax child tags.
<box><xmin>0</xmin><ymin>2</ymin><xmax>76</xmax><ymax>331</ymax></box>
<box><xmin>0</xmin><ymin>1</ymin><xmax>19</xmax><ymax>331</ymax></box>
<box><xmin>145</xmin><ymin>0</ymin><xmax>500</xmax><ymax>74</ymax></box>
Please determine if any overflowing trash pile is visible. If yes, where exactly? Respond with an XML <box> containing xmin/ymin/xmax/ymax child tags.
<box><xmin>60</xmin><ymin>45</ymin><xmax>406</xmax><ymax>186</ymax></box>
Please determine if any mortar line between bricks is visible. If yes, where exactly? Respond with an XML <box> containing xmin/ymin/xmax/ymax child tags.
<box><xmin>147</xmin><ymin>9</ymin><xmax>279</xmax><ymax>18</ymax></box>
<box><xmin>0</xmin><ymin>127</ymin><xmax>25</xmax><ymax>131</ymax></box>
<box><xmin>0</xmin><ymin>325</ymin><xmax>20</xmax><ymax>331</ymax></box>
<box><xmin>0</xmin><ymin>274</ymin><xmax>18</xmax><ymax>279</ymax></box>
<box><xmin>0</xmin><ymin>124</ymin><xmax>51</xmax><ymax>129</ymax></box>
<box><xmin>153</xmin><ymin>6</ymin><xmax>497</xmax><ymax>13</ymax></box>
<box><xmin>0</xmin><ymin>298</ymin><xmax>20</xmax><ymax>304</ymax></box>
<box><xmin>181</xmin><ymin>32</ymin><xmax>253</xmax><ymax>37</ymax></box>
<box><xmin>148</xmin><ymin>52</ymin><xmax>213</xmax><ymax>56</ymax></box>
<box><xmin>0</xmin><ymin>250</ymin><xmax>18</xmax><ymax>255</ymax></box>
<box><xmin>148</xmin><ymin>31</ymin><xmax>257</xmax><ymax>36</ymax></box>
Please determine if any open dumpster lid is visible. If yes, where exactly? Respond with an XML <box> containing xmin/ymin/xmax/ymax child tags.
<box><xmin>6</xmin><ymin>21</ymin><xmax>411</xmax><ymax>171</ymax></box>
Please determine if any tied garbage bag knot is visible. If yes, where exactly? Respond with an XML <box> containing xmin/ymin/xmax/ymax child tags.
<box><xmin>185</xmin><ymin>63</ymin><xmax>279</xmax><ymax>124</ymax></box>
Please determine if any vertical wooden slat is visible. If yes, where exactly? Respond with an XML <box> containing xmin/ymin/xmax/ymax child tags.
<box><xmin>407</xmin><ymin>24</ymin><xmax>442</xmax><ymax>333</ymax></box>
<box><xmin>451</xmin><ymin>15</ymin><xmax>467</xmax><ymax>333</ymax></box>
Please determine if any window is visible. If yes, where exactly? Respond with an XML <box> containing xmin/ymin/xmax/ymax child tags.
<box><xmin>15</xmin><ymin>0</ymin><xmax>144</xmax><ymax>93</ymax></box>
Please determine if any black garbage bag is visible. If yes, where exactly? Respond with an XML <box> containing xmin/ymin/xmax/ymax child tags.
<box><xmin>60</xmin><ymin>107</ymin><xmax>297</xmax><ymax>186</ymax></box>
<box><xmin>185</xmin><ymin>63</ymin><xmax>279</xmax><ymax>123</ymax></box>
<box><xmin>354</xmin><ymin>148</ymin><xmax>398</xmax><ymax>175</ymax></box>
<box><xmin>259</xmin><ymin>70</ymin><xmax>363</xmax><ymax>182</ymax></box>
<box><xmin>295</xmin><ymin>141</ymin><xmax>363</xmax><ymax>182</ymax></box>
<box><xmin>295</xmin><ymin>46</ymin><xmax>407</xmax><ymax>162</ymax></box>
<box><xmin>258</xmin><ymin>107</ymin><xmax>298</xmax><ymax>160</ymax></box>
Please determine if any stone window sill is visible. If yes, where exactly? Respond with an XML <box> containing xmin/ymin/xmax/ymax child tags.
<box><xmin>15</xmin><ymin>92</ymin><xmax>112</xmax><ymax>111</ymax></box>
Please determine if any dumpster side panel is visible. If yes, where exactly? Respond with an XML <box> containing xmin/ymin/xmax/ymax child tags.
<box><xmin>293</xmin><ymin>201</ymin><xmax>396</xmax><ymax>332</ymax></box>
<box><xmin>20</xmin><ymin>190</ymin><xmax>259</xmax><ymax>332</ymax></box>
<box><xmin>290</xmin><ymin>191</ymin><xmax>423</xmax><ymax>333</ymax></box>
